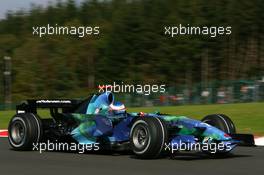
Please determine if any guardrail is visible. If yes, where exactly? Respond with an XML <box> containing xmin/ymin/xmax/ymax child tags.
<box><xmin>1</xmin><ymin>79</ymin><xmax>264</xmax><ymax>109</ymax></box>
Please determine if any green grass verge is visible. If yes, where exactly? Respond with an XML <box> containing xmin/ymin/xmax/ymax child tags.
<box><xmin>128</xmin><ymin>102</ymin><xmax>264</xmax><ymax>135</ymax></box>
<box><xmin>1</xmin><ymin>102</ymin><xmax>263</xmax><ymax>135</ymax></box>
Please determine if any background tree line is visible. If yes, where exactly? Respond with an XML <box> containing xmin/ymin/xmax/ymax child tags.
<box><xmin>0</xmin><ymin>0</ymin><xmax>263</xmax><ymax>102</ymax></box>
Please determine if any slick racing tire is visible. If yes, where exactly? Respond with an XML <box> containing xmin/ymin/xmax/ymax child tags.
<box><xmin>201</xmin><ymin>114</ymin><xmax>236</xmax><ymax>134</ymax></box>
<box><xmin>8</xmin><ymin>113</ymin><xmax>43</xmax><ymax>150</ymax></box>
<box><xmin>130</xmin><ymin>117</ymin><xmax>168</xmax><ymax>159</ymax></box>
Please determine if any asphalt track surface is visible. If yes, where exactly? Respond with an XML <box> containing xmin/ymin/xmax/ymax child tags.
<box><xmin>0</xmin><ymin>138</ymin><xmax>263</xmax><ymax>175</ymax></box>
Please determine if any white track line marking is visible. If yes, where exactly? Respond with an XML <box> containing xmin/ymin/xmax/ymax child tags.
<box><xmin>254</xmin><ymin>137</ymin><xmax>264</xmax><ymax>146</ymax></box>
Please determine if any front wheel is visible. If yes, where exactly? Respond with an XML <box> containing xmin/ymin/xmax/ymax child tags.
<box><xmin>201</xmin><ymin>114</ymin><xmax>236</xmax><ymax>155</ymax></box>
<box><xmin>130</xmin><ymin>117</ymin><xmax>168</xmax><ymax>159</ymax></box>
<box><xmin>201</xmin><ymin>114</ymin><xmax>236</xmax><ymax>134</ymax></box>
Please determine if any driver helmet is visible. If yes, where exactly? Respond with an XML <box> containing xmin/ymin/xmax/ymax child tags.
<box><xmin>109</xmin><ymin>101</ymin><xmax>126</xmax><ymax>115</ymax></box>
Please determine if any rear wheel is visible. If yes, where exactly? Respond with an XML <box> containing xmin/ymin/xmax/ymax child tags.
<box><xmin>8</xmin><ymin>113</ymin><xmax>42</xmax><ymax>150</ymax></box>
<box><xmin>130</xmin><ymin>117</ymin><xmax>168</xmax><ymax>159</ymax></box>
<box><xmin>201</xmin><ymin>114</ymin><xmax>236</xmax><ymax>134</ymax></box>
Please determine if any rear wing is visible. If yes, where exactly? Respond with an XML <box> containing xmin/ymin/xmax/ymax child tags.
<box><xmin>16</xmin><ymin>99</ymin><xmax>82</xmax><ymax>114</ymax></box>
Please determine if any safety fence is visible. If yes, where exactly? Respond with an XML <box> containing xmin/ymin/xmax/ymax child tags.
<box><xmin>116</xmin><ymin>79</ymin><xmax>264</xmax><ymax>107</ymax></box>
<box><xmin>1</xmin><ymin>79</ymin><xmax>264</xmax><ymax>110</ymax></box>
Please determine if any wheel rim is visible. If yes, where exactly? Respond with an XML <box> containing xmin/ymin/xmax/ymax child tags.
<box><xmin>132</xmin><ymin>124</ymin><xmax>149</xmax><ymax>149</ymax></box>
<box><xmin>10</xmin><ymin>121</ymin><xmax>25</xmax><ymax>144</ymax></box>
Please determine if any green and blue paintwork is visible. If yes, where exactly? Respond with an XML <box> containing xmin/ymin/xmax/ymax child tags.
<box><xmin>69</xmin><ymin>92</ymin><xmax>237</xmax><ymax>152</ymax></box>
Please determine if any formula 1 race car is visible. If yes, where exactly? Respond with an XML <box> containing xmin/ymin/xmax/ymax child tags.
<box><xmin>8</xmin><ymin>92</ymin><xmax>255</xmax><ymax>158</ymax></box>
